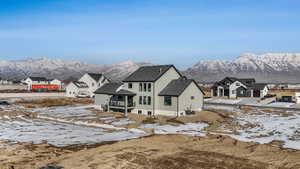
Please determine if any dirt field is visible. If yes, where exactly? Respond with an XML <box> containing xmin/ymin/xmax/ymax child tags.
<box><xmin>1</xmin><ymin>134</ymin><xmax>300</xmax><ymax>169</ymax></box>
<box><xmin>14</xmin><ymin>98</ymin><xmax>93</xmax><ymax>108</ymax></box>
<box><xmin>1</xmin><ymin>99</ymin><xmax>300</xmax><ymax>169</ymax></box>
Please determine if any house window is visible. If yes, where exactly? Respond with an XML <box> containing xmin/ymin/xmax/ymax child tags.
<box><xmin>148</xmin><ymin>83</ymin><xmax>151</xmax><ymax>92</ymax></box>
<box><xmin>128</xmin><ymin>83</ymin><xmax>133</xmax><ymax>89</ymax></box>
<box><xmin>143</xmin><ymin>83</ymin><xmax>147</xmax><ymax>92</ymax></box>
<box><xmin>147</xmin><ymin>111</ymin><xmax>152</xmax><ymax>116</ymax></box>
<box><xmin>92</xmin><ymin>83</ymin><xmax>95</xmax><ymax>87</ymax></box>
<box><xmin>148</xmin><ymin>96</ymin><xmax>151</xmax><ymax>105</ymax></box>
<box><xmin>191</xmin><ymin>96</ymin><xmax>195</xmax><ymax>100</ymax></box>
<box><xmin>240</xmin><ymin>90</ymin><xmax>244</xmax><ymax>94</ymax></box>
<box><xmin>164</xmin><ymin>96</ymin><xmax>172</xmax><ymax>106</ymax></box>
<box><xmin>139</xmin><ymin>83</ymin><xmax>143</xmax><ymax>91</ymax></box>
<box><xmin>143</xmin><ymin>96</ymin><xmax>147</xmax><ymax>105</ymax></box>
<box><xmin>139</xmin><ymin>96</ymin><xmax>143</xmax><ymax>104</ymax></box>
<box><xmin>236</xmin><ymin>83</ymin><xmax>240</xmax><ymax>86</ymax></box>
<box><xmin>138</xmin><ymin>110</ymin><xmax>142</xmax><ymax>114</ymax></box>
<box><xmin>232</xmin><ymin>90</ymin><xmax>235</xmax><ymax>94</ymax></box>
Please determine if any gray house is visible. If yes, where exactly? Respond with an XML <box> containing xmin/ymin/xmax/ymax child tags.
<box><xmin>211</xmin><ymin>77</ymin><xmax>268</xmax><ymax>98</ymax></box>
<box><xmin>94</xmin><ymin>65</ymin><xmax>204</xmax><ymax>116</ymax></box>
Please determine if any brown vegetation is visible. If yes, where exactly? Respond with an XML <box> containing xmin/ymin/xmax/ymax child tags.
<box><xmin>2</xmin><ymin>134</ymin><xmax>300</xmax><ymax>169</ymax></box>
<box><xmin>14</xmin><ymin>98</ymin><xmax>93</xmax><ymax>108</ymax></box>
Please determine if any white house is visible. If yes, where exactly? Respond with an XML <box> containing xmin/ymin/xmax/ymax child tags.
<box><xmin>66</xmin><ymin>73</ymin><xmax>110</xmax><ymax>97</ymax></box>
<box><xmin>50</xmin><ymin>79</ymin><xmax>62</xmax><ymax>90</ymax></box>
<box><xmin>66</xmin><ymin>81</ymin><xmax>89</xmax><ymax>97</ymax></box>
<box><xmin>23</xmin><ymin>77</ymin><xmax>50</xmax><ymax>90</ymax></box>
<box><xmin>295</xmin><ymin>92</ymin><xmax>300</xmax><ymax>104</ymax></box>
<box><xmin>94</xmin><ymin>65</ymin><xmax>204</xmax><ymax>116</ymax></box>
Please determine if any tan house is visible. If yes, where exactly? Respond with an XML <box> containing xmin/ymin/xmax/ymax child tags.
<box><xmin>94</xmin><ymin>65</ymin><xmax>204</xmax><ymax>116</ymax></box>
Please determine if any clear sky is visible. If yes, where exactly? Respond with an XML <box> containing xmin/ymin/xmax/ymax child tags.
<box><xmin>0</xmin><ymin>0</ymin><xmax>299</xmax><ymax>69</ymax></box>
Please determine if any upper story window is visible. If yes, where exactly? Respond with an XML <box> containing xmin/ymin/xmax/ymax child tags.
<box><xmin>128</xmin><ymin>83</ymin><xmax>133</xmax><ymax>89</ymax></box>
<box><xmin>143</xmin><ymin>83</ymin><xmax>147</xmax><ymax>92</ymax></box>
<box><xmin>148</xmin><ymin>83</ymin><xmax>151</xmax><ymax>92</ymax></box>
<box><xmin>191</xmin><ymin>96</ymin><xmax>195</xmax><ymax>100</ymax></box>
<box><xmin>139</xmin><ymin>83</ymin><xmax>143</xmax><ymax>91</ymax></box>
<box><xmin>139</xmin><ymin>96</ymin><xmax>142</xmax><ymax>104</ymax></box>
<box><xmin>92</xmin><ymin>83</ymin><xmax>95</xmax><ymax>87</ymax></box>
<box><xmin>147</xmin><ymin>96</ymin><xmax>151</xmax><ymax>105</ymax></box>
<box><xmin>164</xmin><ymin>96</ymin><xmax>172</xmax><ymax>106</ymax></box>
<box><xmin>143</xmin><ymin>96</ymin><xmax>147</xmax><ymax>105</ymax></box>
<box><xmin>236</xmin><ymin>82</ymin><xmax>240</xmax><ymax>86</ymax></box>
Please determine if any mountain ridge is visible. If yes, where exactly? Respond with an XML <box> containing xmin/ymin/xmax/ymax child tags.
<box><xmin>1</xmin><ymin>53</ymin><xmax>300</xmax><ymax>83</ymax></box>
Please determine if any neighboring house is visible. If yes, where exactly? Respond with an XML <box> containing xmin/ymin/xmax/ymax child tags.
<box><xmin>94</xmin><ymin>65</ymin><xmax>204</xmax><ymax>116</ymax></box>
<box><xmin>66</xmin><ymin>73</ymin><xmax>110</xmax><ymax>97</ymax></box>
<box><xmin>22</xmin><ymin>76</ymin><xmax>61</xmax><ymax>91</ymax></box>
<box><xmin>295</xmin><ymin>92</ymin><xmax>300</xmax><ymax>104</ymax></box>
<box><xmin>211</xmin><ymin>77</ymin><xmax>268</xmax><ymax>98</ymax></box>
<box><xmin>66</xmin><ymin>81</ymin><xmax>89</xmax><ymax>97</ymax></box>
<box><xmin>49</xmin><ymin>79</ymin><xmax>62</xmax><ymax>90</ymax></box>
<box><xmin>78</xmin><ymin>73</ymin><xmax>110</xmax><ymax>97</ymax></box>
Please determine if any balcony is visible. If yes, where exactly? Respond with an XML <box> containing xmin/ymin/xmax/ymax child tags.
<box><xmin>109</xmin><ymin>101</ymin><xmax>135</xmax><ymax>108</ymax></box>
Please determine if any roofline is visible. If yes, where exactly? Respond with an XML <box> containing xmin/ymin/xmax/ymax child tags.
<box><xmin>122</xmin><ymin>65</ymin><xmax>182</xmax><ymax>83</ymax></box>
<box><xmin>158</xmin><ymin>79</ymin><xmax>205</xmax><ymax>97</ymax></box>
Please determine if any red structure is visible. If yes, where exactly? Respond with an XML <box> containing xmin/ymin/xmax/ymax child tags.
<box><xmin>31</xmin><ymin>85</ymin><xmax>59</xmax><ymax>91</ymax></box>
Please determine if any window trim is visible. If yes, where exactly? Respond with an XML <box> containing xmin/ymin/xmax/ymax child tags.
<box><xmin>148</xmin><ymin>83</ymin><xmax>151</xmax><ymax>92</ymax></box>
<box><xmin>164</xmin><ymin>96</ymin><xmax>172</xmax><ymax>106</ymax></box>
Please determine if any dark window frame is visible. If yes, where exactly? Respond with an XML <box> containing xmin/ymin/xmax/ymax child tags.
<box><xmin>139</xmin><ymin>96</ymin><xmax>143</xmax><ymax>104</ymax></box>
<box><xmin>164</xmin><ymin>96</ymin><xmax>172</xmax><ymax>106</ymax></box>
<box><xmin>128</xmin><ymin>83</ymin><xmax>133</xmax><ymax>89</ymax></box>
<box><xmin>147</xmin><ymin>96</ymin><xmax>151</xmax><ymax>105</ymax></box>
<box><xmin>148</xmin><ymin>83</ymin><xmax>151</xmax><ymax>92</ymax></box>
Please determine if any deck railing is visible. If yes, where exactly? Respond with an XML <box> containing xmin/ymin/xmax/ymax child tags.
<box><xmin>109</xmin><ymin>101</ymin><xmax>135</xmax><ymax>107</ymax></box>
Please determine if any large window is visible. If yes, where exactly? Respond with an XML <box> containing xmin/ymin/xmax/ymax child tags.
<box><xmin>164</xmin><ymin>96</ymin><xmax>172</xmax><ymax>106</ymax></box>
<box><xmin>143</xmin><ymin>96</ymin><xmax>147</xmax><ymax>105</ymax></box>
<box><xmin>147</xmin><ymin>96</ymin><xmax>151</xmax><ymax>105</ymax></box>
<box><xmin>148</xmin><ymin>83</ymin><xmax>151</xmax><ymax>92</ymax></box>
<box><xmin>139</xmin><ymin>96</ymin><xmax>142</xmax><ymax>104</ymax></box>
<box><xmin>128</xmin><ymin>83</ymin><xmax>133</xmax><ymax>89</ymax></box>
<box><xmin>143</xmin><ymin>83</ymin><xmax>147</xmax><ymax>92</ymax></box>
<box><xmin>139</xmin><ymin>83</ymin><xmax>142</xmax><ymax>91</ymax></box>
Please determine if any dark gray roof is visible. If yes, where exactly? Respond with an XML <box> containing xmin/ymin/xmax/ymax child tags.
<box><xmin>87</xmin><ymin>73</ymin><xmax>103</xmax><ymax>82</ymax></box>
<box><xmin>250</xmin><ymin>83</ymin><xmax>268</xmax><ymax>90</ymax></box>
<box><xmin>29</xmin><ymin>76</ymin><xmax>48</xmax><ymax>81</ymax></box>
<box><xmin>73</xmin><ymin>81</ymin><xmax>88</xmax><ymax>88</ymax></box>
<box><xmin>94</xmin><ymin>83</ymin><xmax>122</xmax><ymax>95</ymax></box>
<box><xmin>159</xmin><ymin>77</ymin><xmax>204</xmax><ymax>96</ymax></box>
<box><xmin>94</xmin><ymin>83</ymin><xmax>136</xmax><ymax>95</ymax></box>
<box><xmin>123</xmin><ymin>65</ymin><xmax>181</xmax><ymax>82</ymax></box>
<box><xmin>115</xmin><ymin>89</ymin><xmax>136</xmax><ymax>96</ymax></box>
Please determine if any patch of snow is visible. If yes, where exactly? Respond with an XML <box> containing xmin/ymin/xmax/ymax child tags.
<box><xmin>140</xmin><ymin>123</ymin><xmax>208</xmax><ymax>136</ymax></box>
<box><xmin>0</xmin><ymin>118</ymin><xmax>147</xmax><ymax>147</ymax></box>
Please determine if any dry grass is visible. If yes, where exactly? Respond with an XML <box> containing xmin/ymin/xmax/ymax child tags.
<box><xmin>15</xmin><ymin>98</ymin><xmax>93</xmax><ymax>108</ymax></box>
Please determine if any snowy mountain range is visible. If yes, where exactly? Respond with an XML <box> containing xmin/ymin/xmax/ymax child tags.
<box><xmin>185</xmin><ymin>53</ymin><xmax>300</xmax><ymax>83</ymax></box>
<box><xmin>1</xmin><ymin>53</ymin><xmax>300</xmax><ymax>83</ymax></box>
<box><xmin>0</xmin><ymin>58</ymin><xmax>151</xmax><ymax>82</ymax></box>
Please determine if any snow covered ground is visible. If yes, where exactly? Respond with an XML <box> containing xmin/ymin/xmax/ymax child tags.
<box><xmin>205</xmin><ymin>97</ymin><xmax>297</xmax><ymax>108</ymax></box>
<box><xmin>0</xmin><ymin>118</ymin><xmax>146</xmax><ymax>147</ymax></box>
<box><xmin>205</xmin><ymin>98</ymin><xmax>242</xmax><ymax>104</ymax></box>
<box><xmin>1</xmin><ymin>103</ymin><xmax>300</xmax><ymax>151</ymax></box>
<box><xmin>140</xmin><ymin>123</ymin><xmax>208</xmax><ymax>136</ymax></box>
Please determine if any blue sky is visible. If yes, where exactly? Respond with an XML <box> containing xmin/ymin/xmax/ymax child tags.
<box><xmin>0</xmin><ymin>0</ymin><xmax>299</xmax><ymax>69</ymax></box>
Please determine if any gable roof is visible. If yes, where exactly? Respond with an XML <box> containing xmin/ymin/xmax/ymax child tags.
<box><xmin>250</xmin><ymin>83</ymin><xmax>268</xmax><ymax>90</ymax></box>
<box><xmin>72</xmin><ymin>81</ymin><xmax>89</xmax><ymax>88</ymax></box>
<box><xmin>87</xmin><ymin>73</ymin><xmax>103</xmax><ymax>82</ymax></box>
<box><xmin>159</xmin><ymin>77</ymin><xmax>204</xmax><ymax>96</ymax></box>
<box><xmin>28</xmin><ymin>76</ymin><xmax>48</xmax><ymax>81</ymax></box>
<box><xmin>94</xmin><ymin>83</ymin><xmax>135</xmax><ymax>95</ymax></box>
<box><xmin>123</xmin><ymin>65</ymin><xmax>182</xmax><ymax>82</ymax></box>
